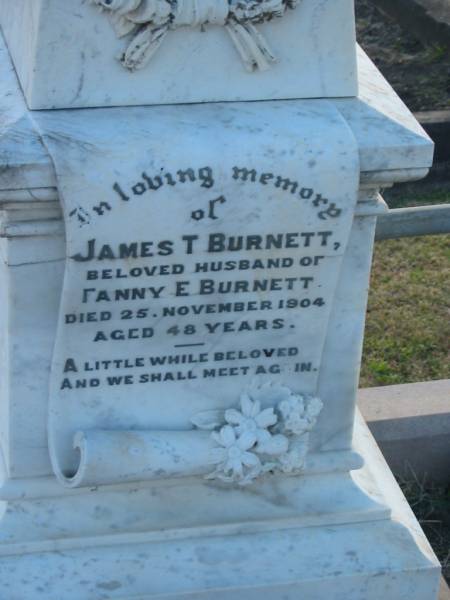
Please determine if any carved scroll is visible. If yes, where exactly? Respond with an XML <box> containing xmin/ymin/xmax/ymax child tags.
<box><xmin>33</xmin><ymin>101</ymin><xmax>359</xmax><ymax>490</ymax></box>
<box><xmin>59</xmin><ymin>384</ymin><xmax>322</xmax><ymax>488</ymax></box>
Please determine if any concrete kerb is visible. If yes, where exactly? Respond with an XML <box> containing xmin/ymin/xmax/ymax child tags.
<box><xmin>358</xmin><ymin>379</ymin><xmax>450</xmax><ymax>485</ymax></box>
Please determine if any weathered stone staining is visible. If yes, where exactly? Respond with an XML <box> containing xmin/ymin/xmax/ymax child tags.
<box><xmin>0</xmin><ymin>0</ymin><xmax>441</xmax><ymax>598</ymax></box>
<box><xmin>0</xmin><ymin>0</ymin><xmax>359</xmax><ymax>108</ymax></box>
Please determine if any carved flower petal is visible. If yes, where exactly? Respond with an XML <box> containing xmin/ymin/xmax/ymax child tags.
<box><xmin>255</xmin><ymin>407</ymin><xmax>277</xmax><ymax>428</ymax></box>
<box><xmin>220</xmin><ymin>425</ymin><xmax>236</xmax><ymax>447</ymax></box>
<box><xmin>307</xmin><ymin>397</ymin><xmax>323</xmax><ymax>417</ymax></box>
<box><xmin>250</xmin><ymin>399</ymin><xmax>261</xmax><ymax>418</ymax></box>
<box><xmin>235</xmin><ymin>420</ymin><xmax>257</xmax><ymax>436</ymax></box>
<box><xmin>225</xmin><ymin>409</ymin><xmax>245</xmax><ymax>425</ymax></box>
<box><xmin>191</xmin><ymin>409</ymin><xmax>224</xmax><ymax>430</ymax></box>
<box><xmin>278</xmin><ymin>399</ymin><xmax>291</xmax><ymax>419</ymax></box>
<box><xmin>255</xmin><ymin>429</ymin><xmax>272</xmax><ymax>444</ymax></box>
<box><xmin>256</xmin><ymin>434</ymin><xmax>288</xmax><ymax>456</ymax></box>
<box><xmin>278</xmin><ymin>446</ymin><xmax>307</xmax><ymax>473</ymax></box>
<box><xmin>237</xmin><ymin>430</ymin><xmax>257</xmax><ymax>451</ymax></box>
<box><xmin>260</xmin><ymin>434</ymin><xmax>289</xmax><ymax>456</ymax></box>
<box><xmin>211</xmin><ymin>431</ymin><xmax>223</xmax><ymax>446</ymax></box>
<box><xmin>241</xmin><ymin>451</ymin><xmax>261</xmax><ymax>468</ymax></box>
<box><xmin>240</xmin><ymin>392</ymin><xmax>254</xmax><ymax>417</ymax></box>
<box><xmin>286</xmin><ymin>417</ymin><xmax>309</xmax><ymax>435</ymax></box>
<box><xmin>225</xmin><ymin>457</ymin><xmax>243</xmax><ymax>478</ymax></box>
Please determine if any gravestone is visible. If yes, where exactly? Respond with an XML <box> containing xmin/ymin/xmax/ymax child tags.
<box><xmin>0</xmin><ymin>1</ymin><xmax>441</xmax><ymax>598</ymax></box>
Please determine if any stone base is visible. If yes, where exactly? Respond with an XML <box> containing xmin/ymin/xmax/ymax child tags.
<box><xmin>0</xmin><ymin>414</ymin><xmax>440</xmax><ymax>599</ymax></box>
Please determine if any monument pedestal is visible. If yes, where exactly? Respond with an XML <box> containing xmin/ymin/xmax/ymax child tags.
<box><xmin>0</xmin><ymin>1</ymin><xmax>441</xmax><ymax>597</ymax></box>
<box><xmin>0</xmin><ymin>416</ymin><xmax>440</xmax><ymax>599</ymax></box>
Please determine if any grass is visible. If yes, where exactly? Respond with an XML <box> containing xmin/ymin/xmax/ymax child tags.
<box><xmin>384</xmin><ymin>186</ymin><xmax>450</xmax><ymax>209</ymax></box>
<box><xmin>399</xmin><ymin>467</ymin><xmax>450</xmax><ymax>584</ymax></box>
<box><xmin>360</xmin><ymin>234</ymin><xmax>450</xmax><ymax>387</ymax></box>
<box><xmin>355</xmin><ymin>0</ymin><xmax>450</xmax><ymax>112</ymax></box>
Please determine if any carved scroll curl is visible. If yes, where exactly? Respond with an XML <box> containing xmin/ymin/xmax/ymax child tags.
<box><xmin>92</xmin><ymin>0</ymin><xmax>301</xmax><ymax>72</ymax></box>
<box><xmin>58</xmin><ymin>383</ymin><xmax>322</xmax><ymax>488</ymax></box>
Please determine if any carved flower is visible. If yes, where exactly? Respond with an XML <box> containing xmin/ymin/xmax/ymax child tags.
<box><xmin>277</xmin><ymin>439</ymin><xmax>309</xmax><ymax>473</ymax></box>
<box><xmin>278</xmin><ymin>394</ymin><xmax>323</xmax><ymax>436</ymax></box>
<box><xmin>254</xmin><ymin>430</ymin><xmax>289</xmax><ymax>456</ymax></box>
<box><xmin>278</xmin><ymin>395</ymin><xmax>307</xmax><ymax>434</ymax></box>
<box><xmin>225</xmin><ymin>392</ymin><xmax>277</xmax><ymax>439</ymax></box>
<box><xmin>224</xmin><ymin>391</ymin><xmax>289</xmax><ymax>458</ymax></box>
<box><xmin>306</xmin><ymin>397</ymin><xmax>324</xmax><ymax>419</ymax></box>
<box><xmin>208</xmin><ymin>425</ymin><xmax>261</xmax><ymax>483</ymax></box>
<box><xmin>192</xmin><ymin>383</ymin><xmax>323</xmax><ymax>484</ymax></box>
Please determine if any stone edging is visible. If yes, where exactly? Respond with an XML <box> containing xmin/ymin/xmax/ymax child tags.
<box><xmin>358</xmin><ymin>379</ymin><xmax>450</xmax><ymax>485</ymax></box>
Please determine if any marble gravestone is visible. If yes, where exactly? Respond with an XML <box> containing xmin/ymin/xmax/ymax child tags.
<box><xmin>0</xmin><ymin>1</ymin><xmax>441</xmax><ymax>599</ymax></box>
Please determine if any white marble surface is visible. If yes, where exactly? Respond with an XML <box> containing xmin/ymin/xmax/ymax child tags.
<box><xmin>0</xmin><ymin>34</ymin><xmax>433</xmax><ymax>194</ymax></box>
<box><xmin>0</xmin><ymin>416</ymin><xmax>440</xmax><ymax>599</ymax></box>
<box><xmin>335</xmin><ymin>48</ymin><xmax>434</xmax><ymax>177</ymax></box>
<box><xmin>0</xmin><ymin>0</ymin><xmax>358</xmax><ymax>109</ymax></box>
<box><xmin>31</xmin><ymin>100</ymin><xmax>359</xmax><ymax>486</ymax></box>
<box><xmin>0</xmin><ymin>13</ymin><xmax>439</xmax><ymax>598</ymax></box>
<box><xmin>0</xmin><ymin>194</ymin><xmax>386</xmax><ymax>480</ymax></box>
<box><xmin>1</xmin><ymin>182</ymin><xmax>439</xmax><ymax>599</ymax></box>
<box><xmin>0</xmin><ymin>48</ymin><xmax>407</xmax><ymax>481</ymax></box>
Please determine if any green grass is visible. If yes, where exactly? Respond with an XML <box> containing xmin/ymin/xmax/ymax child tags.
<box><xmin>360</xmin><ymin>234</ymin><xmax>450</xmax><ymax>387</ymax></box>
<box><xmin>384</xmin><ymin>185</ymin><xmax>450</xmax><ymax>209</ymax></box>
<box><xmin>424</xmin><ymin>44</ymin><xmax>448</xmax><ymax>64</ymax></box>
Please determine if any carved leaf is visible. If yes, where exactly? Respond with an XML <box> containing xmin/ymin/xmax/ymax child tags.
<box><xmin>93</xmin><ymin>0</ymin><xmax>300</xmax><ymax>72</ymax></box>
<box><xmin>191</xmin><ymin>410</ymin><xmax>225</xmax><ymax>431</ymax></box>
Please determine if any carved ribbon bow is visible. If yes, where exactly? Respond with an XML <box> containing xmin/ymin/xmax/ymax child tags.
<box><xmin>93</xmin><ymin>0</ymin><xmax>300</xmax><ymax>72</ymax></box>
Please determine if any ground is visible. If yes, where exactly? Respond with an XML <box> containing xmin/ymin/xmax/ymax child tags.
<box><xmin>399</xmin><ymin>468</ymin><xmax>450</xmax><ymax>584</ymax></box>
<box><xmin>355</xmin><ymin>0</ymin><xmax>450</xmax><ymax>111</ymax></box>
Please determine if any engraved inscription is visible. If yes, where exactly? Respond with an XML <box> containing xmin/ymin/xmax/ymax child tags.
<box><xmin>42</xmin><ymin>100</ymin><xmax>359</xmax><ymax>486</ymax></box>
<box><xmin>59</xmin><ymin>163</ymin><xmax>344</xmax><ymax>393</ymax></box>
